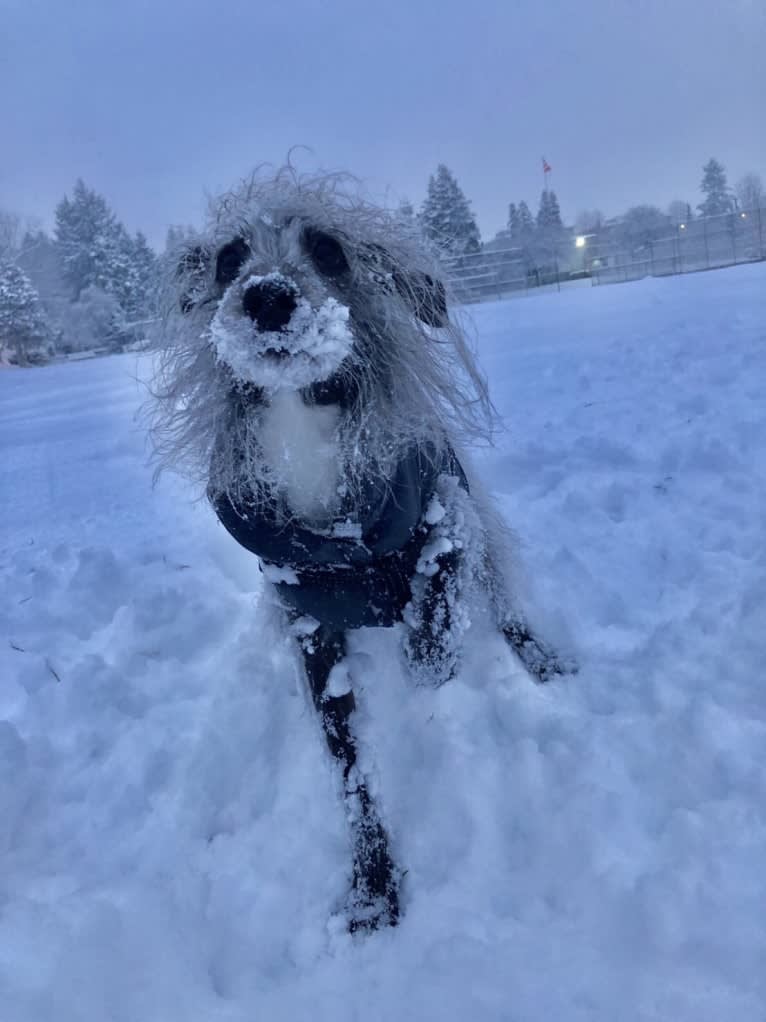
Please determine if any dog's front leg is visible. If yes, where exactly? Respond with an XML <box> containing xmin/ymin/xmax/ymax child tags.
<box><xmin>295</xmin><ymin>622</ymin><xmax>400</xmax><ymax>932</ymax></box>
<box><xmin>404</xmin><ymin>547</ymin><xmax>462</xmax><ymax>686</ymax></box>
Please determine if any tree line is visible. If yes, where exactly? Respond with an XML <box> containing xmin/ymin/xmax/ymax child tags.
<box><xmin>2</xmin><ymin>157</ymin><xmax>763</xmax><ymax>364</ymax></box>
<box><xmin>416</xmin><ymin>157</ymin><xmax>765</xmax><ymax>269</ymax></box>
<box><xmin>0</xmin><ymin>181</ymin><xmax>159</xmax><ymax>364</ymax></box>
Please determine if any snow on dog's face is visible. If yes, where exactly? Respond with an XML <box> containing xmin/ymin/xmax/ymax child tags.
<box><xmin>150</xmin><ymin>169</ymin><xmax>494</xmax><ymax>496</ymax></box>
<box><xmin>185</xmin><ymin>220</ymin><xmax>359</xmax><ymax>392</ymax></box>
<box><xmin>173</xmin><ymin>192</ymin><xmax>454</xmax><ymax>397</ymax></box>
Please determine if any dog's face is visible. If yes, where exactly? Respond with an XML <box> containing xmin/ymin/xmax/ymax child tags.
<box><xmin>151</xmin><ymin>173</ymin><xmax>494</xmax><ymax>500</ymax></box>
<box><xmin>177</xmin><ymin>213</ymin><xmax>448</xmax><ymax>394</ymax></box>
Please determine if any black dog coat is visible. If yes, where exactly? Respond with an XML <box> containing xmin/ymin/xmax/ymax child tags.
<box><xmin>210</xmin><ymin>441</ymin><xmax>467</xmax><ymax>631</ymax></box>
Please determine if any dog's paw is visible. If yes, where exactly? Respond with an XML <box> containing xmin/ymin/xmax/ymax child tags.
<box><xmin>403</xmin><ymin>627</ymin><xmax>459</xmax><ymax>687</ymax></box>
<box><xmin>502</xmin><ymin>620</ymin><xmax>578</xmax><ymax>683</ymax></box>
<box><xmin>345</xmin><ymin>784</ymin><xmax>401</xmax><ymax>933</ymax></box>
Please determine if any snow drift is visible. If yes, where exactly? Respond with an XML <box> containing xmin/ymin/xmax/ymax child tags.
<box><xmin>1</xmin><ymin>263</ymin><xmax>765</xmax><ymax>1021</ymax></box>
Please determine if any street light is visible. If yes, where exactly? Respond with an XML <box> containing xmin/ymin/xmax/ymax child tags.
<box><xmin>575</xmin><ymin>235</ymin><xmax>586</xmax><ymax>248</ymax></box>
<box><xmin>679</xmin><ymin>223</ymin><xmax>687</xmax><ymax>230</ymax></box>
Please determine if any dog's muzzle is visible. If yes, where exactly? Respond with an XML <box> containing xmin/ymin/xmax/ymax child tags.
<box><xmin>208</xmin><ymin>270</ymin><xmax>354</xmax><ymax>389</ymax></box>
<box><xmin>243</xmin><ymin>280</ymin><xmax>297</xmax><ymax>333</ymax></box>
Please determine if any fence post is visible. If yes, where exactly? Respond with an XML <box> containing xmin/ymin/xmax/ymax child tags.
<box><xmin>731</xmin><ymin>214</ymin><xmax>737</xmax><ymax>265</ymax></box>
<box><xmin>758</xmin><ymin>206</ymin><xmax>764</xmax><ymax>260</ymax></box>
<box><xmin>703</xmin><ymin>217</ymin><xmax>710</xmax><ymax>268</ymax></box>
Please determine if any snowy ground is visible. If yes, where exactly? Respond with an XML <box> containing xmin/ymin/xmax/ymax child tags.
<box><xmin>1</xmin><ymin>263</ymin><xmax>765</xmax><ymax>1021</ymax></box>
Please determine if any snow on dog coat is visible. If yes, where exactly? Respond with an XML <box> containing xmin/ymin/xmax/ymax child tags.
<box><xmin>210</xmin><ymin>434</ymin><xmax>467</xmax><ymax>631</ymax></box>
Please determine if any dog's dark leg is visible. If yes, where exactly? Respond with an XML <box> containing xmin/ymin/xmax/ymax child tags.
<box><xmin>501</xmin><ymin>618</ymin><xmax>577</xmax><ymax>683</ymax></box>
<box><xmin>404</xmin><ymin>548</ymin><xmax>462</xmax><ymax>686</ymax></box>
<box><xmin>297</xmin><ymin>623</ymin><xmax>400</xmax><ymax>932</ymax></box>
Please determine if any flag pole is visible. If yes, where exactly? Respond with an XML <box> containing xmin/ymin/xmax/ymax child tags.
<box><xmin>542</xmin><ymin>156</ymin><xmax>551</xmax><ymax>195</ymax></box>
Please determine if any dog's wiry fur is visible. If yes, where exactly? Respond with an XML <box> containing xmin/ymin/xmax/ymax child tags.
<box><xmin>147</xmin><ymin>165</ymin><xmax>571</xmax><ymax>932</ymax></box>
<box><xmin>150</xmin><ymin>167</ymin><xmax>495</xmax><ymax>510</ymax></box>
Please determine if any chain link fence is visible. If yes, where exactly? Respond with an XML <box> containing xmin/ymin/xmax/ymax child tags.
<box><xmin>587</xmin><ymin>207</ymin><xmax>765</xmax><ymax>285</ymax></box>
<box><xmin>444</xmin><ymin>207</ymin><xmax>766</xmax><ymax>304</ymax></box>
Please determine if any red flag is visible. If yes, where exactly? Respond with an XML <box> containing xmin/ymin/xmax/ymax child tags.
<box><xmin>542</xmin><ymin>157</ymin><xmax>552</xmax><ymax>174</ymax></box>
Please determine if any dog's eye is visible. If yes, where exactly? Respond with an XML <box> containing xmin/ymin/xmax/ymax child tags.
<box><xmin>215</xmin><ymin>239</ymin><xmax>250</xmax><ymax>287</ymax></box>
<box><xmin>305</xmin><ymin>229</ymin><xmax>349</xmax><ymax>278</ymax></box>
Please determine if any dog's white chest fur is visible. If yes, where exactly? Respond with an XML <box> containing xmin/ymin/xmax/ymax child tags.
<box><xmin>259</xmin><ymin>390</ymin><xmax>341</xmax><ymax>526</ymax></box>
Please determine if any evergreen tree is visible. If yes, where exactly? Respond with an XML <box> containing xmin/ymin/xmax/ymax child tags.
<box><xmin>54</xmin><ymin>180</ymin><xmax>121</xmax><ymax>300</ymax></box>
<box><xmin>0</xmin><ymin>209</ymin><xmax>22</xmax><ymax>262</ymax></box>
<box><xmin>517</xmin><ymin>200</ymin><xmax>535</xmax><ymax>237</ymax></box>
<box><xmin>54</xmin><ymin>181</ymin><xmax>158</xmax><ymax>346</ymax></box>
<box><xmin>107</xmin><ymin>226</ymin><xmax>158</xmax><ymax>328</ymax></box>
<box><xmin>535</xmin><ymin>190</ymin><xmax>565</xmax><ymax>268</ymax></box>
<box><xmin>536</xmin><ymin>189</ymin><xmax>563</xmax><ymax>231</ymax></box>
<box><xmin>513</xmin><ymin>200</ymin><xmax>538</xmax><ymax>271</ymax></box>
<box><xmin>420</xmin><ymin>165</ymin><xmax>481</xmax><ymax>257</ymax></box>
<box><xmin>105</xmin><ymin>222</ymin><xmax>137</xmax><ymax>313</ymax></box>
<box><xmin>0</xmin><ymin>262</ymin><xmax>52</xmax><ymax>364</ymax></box>
<box><xmin>17</xmin><ymin>229</ymin><xmax>71</xmax><ymax>350</ymax></box>
<box><xmin>507</xmin><ymin>203</ymin><xmax>520</xmax><ymax>240</ymax></box>
<box><xmin>698</xmin><ymin>158</ymin><xmax>734</xmax><ymax>217</ymax></box>
<box><xmin>126</xmin><ymin>231</ymin><xmax>158</xmax><ymax>326</ymax></box>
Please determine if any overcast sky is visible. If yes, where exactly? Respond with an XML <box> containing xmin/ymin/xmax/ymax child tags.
<box><xmin>2</xmin><ymin>0</ymin><xmax>764</xmax><ymax>247</ymax></box>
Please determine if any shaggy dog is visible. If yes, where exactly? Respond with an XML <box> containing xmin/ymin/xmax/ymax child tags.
<box><xmin>150</xmin><ymin>168</ymin><xmax>571</xmax><ymax>931</ymax></box>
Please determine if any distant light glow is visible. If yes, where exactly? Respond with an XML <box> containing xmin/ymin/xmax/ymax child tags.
<box><xmin>740</xmin><ymin>212</ymin><xmax>747</xmax><ymax>219</ymax></box>
<box><xmin>575</xmin><ymin>235</ymin><xmax>586</xmax><ymax>248</ymax></box>
<box><xmin>679</xmin><ymin>223</ymin><xmax>686</xmax><ymax>230</ymax></box>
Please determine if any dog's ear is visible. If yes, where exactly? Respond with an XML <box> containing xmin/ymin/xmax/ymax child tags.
<box><xmin>361</xmin><ymin>244</ymin><xmax>449</xmax><ymax>327</ymax></box>
<box><xmin>176</xmin><ymin>244</ymin><xmax>211</xmax><ymax>314</ymax></box>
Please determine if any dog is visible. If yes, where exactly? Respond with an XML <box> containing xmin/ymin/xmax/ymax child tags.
<box><xmin>149</xmin><ymin>167</ymin><xmax>571</xmax><ymax>931</ymax></box>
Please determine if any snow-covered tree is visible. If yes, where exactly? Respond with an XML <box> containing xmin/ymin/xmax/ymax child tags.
<box><xmin>517</xmin><ymin>200</ymin><xmax>535</xmax><ymax>238</ymax></box>
<box><xmin>55</xmin><ymin>180</ymin><xmax>121</xmax><ymax>300</ymax></box>
<box><xmin>420</xmin><ymin>165</ymin><xmax>481</xmax><ymax>257</ymax></box>
<box><xmin>125</xmin><ymin>230</ymin><xmax>158</xmax><ymax>329</ymax></box>
<box><xmin>735</xmin><ymin>173</ymin><xmax>765</xmax><ymax>212</ymax></box>
<box><xmin>698</xmin><ymin>158</ymin><xmax>734</xmax><ymax>217</ymax></box>
<box><xmin>57</xmin><ymin>285</ymin><xmax>127</xmax><ymax>352</ymax></box>
<box><xmin>535</xmin><ymin>190</ymin><xmax>566</xmax><ymax>266</ymax></box>
<box><xmin>0</xmin><ymin>209</ymin><xmax>22</xmax><ymax>262</ymax></box>
<box><xmin>508</xmin><ymin>200</ymin><xmax>538</xmax><ymax>270</ymax></box>
<box><xmin>0</xmin><ymin>262</ymin><xmax>52</xmax><ymax>364</ymax></box>
<box><xmin>618</xmin><ymin>205</ymin><xmax>669</xmax><ymax>253</ymax></box>
<box><xmin>16</xmin><ymin>230</ymin><xmax>71</xmax><ymax>351</ymax></box>
<box><xmin>507</xmin><ymin>203</ymin><xmax>520</xmax><ymax>239</ymax></box>
<box><xmin>105</xmin><ymin>225</ymin><xmax>157</xmax><ymax>332</ymax></box>
<box><xmin>54</xmin><ymin>181</ymin><xmax>157</xmax><ymax>347</ymax></box>
<box><xmin>536</xmin><ymin>190</ymin><xmax>563</xmax><ymax>232</ymax></box>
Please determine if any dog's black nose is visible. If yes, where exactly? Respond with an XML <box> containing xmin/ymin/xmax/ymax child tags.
<box><xmin>242</xmin><ymin>281</ymin><xmax>297</xmax><ymax>332</ymax></box>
